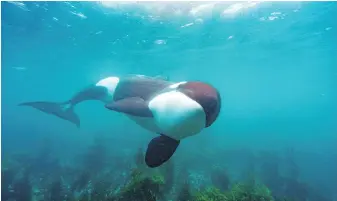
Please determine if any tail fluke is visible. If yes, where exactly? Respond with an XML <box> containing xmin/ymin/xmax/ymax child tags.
<box><xmin>19</xmin><ymin>101</ymin><xmax>80</xmax><ymax>127</ymax></box>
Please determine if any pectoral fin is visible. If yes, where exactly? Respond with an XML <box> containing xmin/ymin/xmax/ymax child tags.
<box><xmin>145</xmin><ymin>135</ymin><xmax>180</xmax><ymax>168</ymax></box>
<box><xmin>105</xmin><ymin>97</ymin><xmax>153</xmax><ymax>117</ymax></box>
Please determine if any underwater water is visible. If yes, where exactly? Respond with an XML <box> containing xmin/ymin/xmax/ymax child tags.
<box><xmin>1</xmin><ymin>1</ymin><xmax>337</xmax><ymax>201</ymax></box>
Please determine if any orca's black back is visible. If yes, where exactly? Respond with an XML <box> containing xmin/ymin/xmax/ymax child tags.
<box><xmin>113</xmin><ymin>76</ymin><xmax>173</xmax><ymax>102</ymax></box>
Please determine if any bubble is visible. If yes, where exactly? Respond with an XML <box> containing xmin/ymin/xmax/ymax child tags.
<box><xmin>154</xmin><ymin>39</ymin><xmax>166</xmax><ymax>45</ymax></box>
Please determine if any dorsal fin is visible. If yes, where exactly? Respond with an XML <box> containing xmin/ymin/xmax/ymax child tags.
<box><xmin>128</xmin><ymin>74</ymin><xmax>170</xmax><ymax>81</ymax></box>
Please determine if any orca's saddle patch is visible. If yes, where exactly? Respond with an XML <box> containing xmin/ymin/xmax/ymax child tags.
<box><xmin>145</xmin><ymin>135</ymin><xmax>180</xmax><ymax>168</ymax></box>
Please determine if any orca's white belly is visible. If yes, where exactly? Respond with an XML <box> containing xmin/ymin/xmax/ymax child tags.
<box><xmin>127</xmin><ymin>112</ymin><xmax>205</xmax><ymax>140</ymax></box>
<box><xmin>126</xmin><ymin>115</ymin><xmax>160</xmax><ymax>135</ymax></box>
<box><xmin>147</xmin><ymin>90</ymin><xmax>206</xmax><ymax>140</ymax></box>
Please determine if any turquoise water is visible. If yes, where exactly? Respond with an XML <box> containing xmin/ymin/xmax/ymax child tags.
<box><xmin>1</xmin><ymin>1</ymin><xmax>337</xmax><ymax>201</ymax></box>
